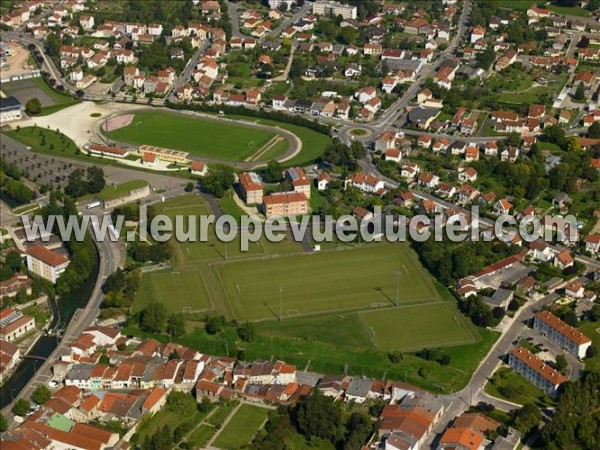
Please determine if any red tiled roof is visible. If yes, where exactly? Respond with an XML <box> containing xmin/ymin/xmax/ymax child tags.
<box><xmin>27</xmin><ymin>246</ymin><xmax>69</xmax><ymax>267</ymax></box>
<box><xmin>511</xmin><ymin>347</ymin><xmax>568</xmax><ymax>385</ymax></box>
<box><xmin>440</xmin><ymin>427</ymin><xmax>484</xmax><ymax>450</ymax></box>
<box><xmin>535</xmin><ymin>311</ymin><xmax>590</xmax><ymax>345</ymax></box>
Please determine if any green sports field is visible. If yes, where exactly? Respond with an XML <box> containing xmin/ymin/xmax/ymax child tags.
<box><xmin>130</xmin><ymin>195</ymin><xmax>483</xmax><ymax>357</ymax></box>
<box><xmin>217</xmin><ymin>244</ymin><xmax>438</xmax><ymax>321</ymax></box>
<box><xmin>213</xmin><ymin>404</ymin><xmax>269</xmax><ymax>449</ymax></box>
<box><xmin>359</xmin><ymin>303</ymin><xmax>476</xmax><ymax>351</ymax></box>
<box><xmin>132</xmin><ymin>270</ymin><xmax>212</xmax><ymax>313</ymax></box>
<box><xmin>107</xmin><ymin>111</ymin><xmax>286</xmax><ymax>162</ymax></box>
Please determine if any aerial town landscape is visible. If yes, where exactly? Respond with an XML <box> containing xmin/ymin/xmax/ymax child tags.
<box><xmin>0</xmin><ymin>0</ymin><xmax>599</xmax><ymax>449</ymax></box>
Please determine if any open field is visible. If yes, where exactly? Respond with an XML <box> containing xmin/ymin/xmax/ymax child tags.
<box><xmin>213</xmin><ymin>404</ymin><xmax>269</xmax><ymax>449</ymax></box>
<box><xmin>223</xmin><ymin>114</ymin><xmax>332</xmax><ymax>166</ymax></box>
<box><xmin>2</xmin><ymin>77</ymin><xmax>79</xmax><ymax>116</ymax></box>
<box><xmin>579</xmin><ymin>321</ymin><xmax>600</xmax><ymax>373</ymax></box>
<box><xmin>359</xmin><ymin>303</ymin><xmax>476</xmax><ymax>351</ymax></box>
<box><xmin>132</xmin><ymin>270</ymin><xmax>212</xmax><ymax>313</ymax></box>
<box><xmin>95</xmin><ymin>179</ymin><xmax>148</xmax><ymax>201</ymax></box>
<box><xmin>5</xmin><ymin>126</ymin><xmax>79</xmax><ymax>156</ymax></box>
<box><xmin>217</xmin><ymin>243</ymin><xmax>438</xmax><ymax>321</ymax></box>
<box><xmin>127</xmin><ymin>194</ymin><xmax>494</xmax><ymax>392</ymax></box>
<box><xmin>186</xmin><ymin>424</ymin><xmax>215</xmax><ymax>448</ymax></box>
<box><xmin>106</xmin><ymin>111</ymin><xmax>286</xmax><ymax>162</ymax></box>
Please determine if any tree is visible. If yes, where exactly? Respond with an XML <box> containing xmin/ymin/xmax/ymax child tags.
<box><xmin>293</xmin><ymin>390</ymin><xmax>342</xmax><ymax>441</ymax></box>
<box><xmin>574</xmin><ymin>82</ymin><xmax>585</xmax><ymax>101</ymax></box>
<box><xmin>544</xmin><ymin>125</ymin><xmax>567</xmax><ymax>148</ymax></box>
<box><xmin>588</xmin><ymin>121</ymin><xmax>600</xmax><ymax>139</ymax></box>
<box><xmin>0</xmin><ymin>413</ymin><xmax>7</xmax><ymax>432</ymax></box>
<box><xmin>555</xmin><ymin>354</ymin><xmax>568</xmax><ymax>375</ymax></box>
<box><xmin>32</xmin><ymin>385</ymin><xmax>51</xmax><ymax>404</ymax></box>
<box><xmin>511</xmin><ymin>403</ymin><xmax>541</xmax><ymax>436</ymax></box>
<box><xmin>13</xmin><ymin>398</ymin><xmax>31</xmax><ymax>416</ymax></box>
<box><xmin>167</xmin><ymin>313</ymin><xmax>185</xmax><ymax>337</ymax></box>
<box><xmin>86</xmin><ymin>166</ymin><xmax>106</xmax><ymax>194</ymax></box>
<box><xmin>184</xmin><ymin>182</ymin><xmax>194</xmax><ymax>192</ymax></box>
<box><xmin>65</xmin><ymin>169</ymin><xmax>87</xmax><ymax>198</ymax></box>
<box><xmin>140</xmin><ymin>302</ymin><xmax>167</xmax><ymax>333</ymax></box>
<box><xmin>476</xmin><ymin>45</ymin><xmax>496</xmax><ymax>70</ymax></box>
<box><xmin>25</xmin><ymin>98</ymin><xmax>42</xmax><ymax>115</ymax></box>
<box><xmin>201</xmin><ymin>166</ymin><xmax>234</xmax><ymax>198</ymax></box>
<box><xmin>507</xmin><ymin>132</ymin><xmax>521</xmax><ymax>147</ymax></box>
<box><xmin>261</xmin><ymin>160</ymin><xmax>283</xmax><ymax>183</ymax></box>
<box><xmin>237</xmin><ymin>321</ymin><xmax>255</xmax><ymax>342</ymax></box>
<box><xmin>5</xmin><ymin>251</ymin><xmax>23</xmax><ymax>272</ymax></box>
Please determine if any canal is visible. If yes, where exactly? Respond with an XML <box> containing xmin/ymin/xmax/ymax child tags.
<box><xmin>0</xmin><ymin>250</ymin><xmax>99</xmax><ymax>409</ymax></box>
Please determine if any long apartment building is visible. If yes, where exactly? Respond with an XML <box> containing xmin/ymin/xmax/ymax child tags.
<box><xmin>509</xmin><ymin>347</ymin><xmax>567</xmax><ymax>398</ymax></box>
<box><xmin>533</xmin><ymin>310</ymin><xmax>591</xmax><ymax>359</ymax></box>
<box><xmin>312</xmin><ymin>1</ymin><xmax>357</xmax><ymax>19</ymax></box>
<box><xmin>26</xmin><ymin>245</ymin><xmax>70</xmax><ymax>284</ymax></box>
<box><xmin>263</xmin><ymin>192</ymin><xmax>308</xmax><ymax>217</ymax></box>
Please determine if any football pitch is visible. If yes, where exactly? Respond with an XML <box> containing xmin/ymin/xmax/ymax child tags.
<box><xmin>132</xmin><ymin>270</ymin><xmax>212</xmax><ymax>314</ymax></box>
<box><xmin>359</xmin><ymin>303</ymin><xmax>476</xmax><ymax>351</ymax></box>
<box><xmin>107</xmin><ymin>111</ymin><xmax>286</xmax><ymax>162</ymax></box>
<box><xmin>216</xmin><ymin>244</ymin><xmax>438</xmax><ymax>321</ymax></box>
<box><xmin>131</xmin><ymin>195</ymin><xmax>480</xmax><ymax>352</ymax></box>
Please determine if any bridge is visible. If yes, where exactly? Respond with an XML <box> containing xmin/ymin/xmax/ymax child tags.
<box><xmin>22</xmin><ymin>355</ymin><xmax>47</xmax><ymax>362</ymax></box>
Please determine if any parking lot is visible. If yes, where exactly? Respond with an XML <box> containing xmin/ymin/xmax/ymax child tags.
<box><xmin>1</xmin><ymin>78</ymin><xmax>57</xmax><ymax>108</ymax></box>
<box><xmin>1</xmin><ymin>146</ymin><xmax>81</xmax><ymax>190</ymax></box>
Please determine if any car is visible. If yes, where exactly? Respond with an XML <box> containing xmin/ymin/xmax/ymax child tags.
<box><xmin>31</xmin><ymin>403</ymin><xmax>40</xmax><ymax>410</ymax></box>
<box><xmin>48</xmin><ymin>380</ymin><xmax>59</xmax><ymax>388</ymax></box>
<box><xmin>512</xmin><ymin>340</ymin><xmax>518</xmax><ymax>345</ymax></box>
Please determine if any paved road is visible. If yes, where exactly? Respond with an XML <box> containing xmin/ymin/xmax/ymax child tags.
<box><xmin>227</xmin><ymin>1</ymin><xmax>311</xmax><ymax>41</ymax></box>
<box><xmin>0</xmin><ymin>227</ymin><xmax>122</xmax><ymax>422</ymax></box>
<box><xmin>4</xmin><ymin>31</ymin><xmax>75</xmax><ymax>94</ymax></box>
<box><xmin>167</xmin><ymin>39</ymin><xmax>210</xmax><ymax>101</ymax></box>
<box><xmin>338</xmin><ymin>0</ymin><xmax>473</xmax><ymax>142</ymax></box>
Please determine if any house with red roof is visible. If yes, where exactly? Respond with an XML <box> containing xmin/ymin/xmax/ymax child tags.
<box><xmin>493</xmin><ymin>199</ymin><xmax>513</xmax><ymax>215</ymax></box>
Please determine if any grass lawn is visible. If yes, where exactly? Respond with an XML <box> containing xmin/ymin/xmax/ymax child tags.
<box><xmin>485</xmin><ymin>367</ymin><xmax>555</xmax><ymax>407</ymax></box>
<box><xmin>132</xmin><ymin>269</ymin><xmax>212</xmax><ymax>313</ymax></box>
<box><xmin>497</xmin><ymin>87</ymin><xmax>548</xmax><ymax>105</ymax></box>
<box><xmin>359</xmin><ymin>303</ymin><xmax>476</xmax><ymax>351</ymax></box>
<box><xmin>108</xmin><ymin>111</ymin><xmax>285</xmax><ymax>162</ymax></box>
<box><xmin>92</xmin><ymin>180</ymin><xmax>148</xmax><ymax>202</ymax></box>
<box><xmin>579</xmin><ymin>321</ymin><xmax>600</xmax><ymax>373</ymax></box>
<box><xmin>186</xmin><ymin>424</ymin><xmax>214</xmax><ymax>448</ymax></box>
<box><xmin>217</xmin><ymin>243</ymin><xmax>438</xmax><ymax>321</ymax></box>
<box><xmin>213</xmin><ymin>404</ymin><xmax>269</xmax><ymax>449</ymax></box>
<box><xmin>5</xmin><ymin>126</ymin><xmax>79</xmax><ymax>156</ymax></box>
<box><xmin>547</xmin><ymin>4</ymin><xmax>590</xmax><ymax>16</ymax></box>
<box><xmin>223</xmin><ymin>114</ymin><xmax>332</xmax><ymax>166</ymax></box>
<box><xmin>495</xmin><ymin>0</ymin><xmax>532</xmax><ymax>10</ymax></box>
<box><xmin>207</xmin><ymin>404</ymin><xmax>236</xmax><ymax>427</ymax></box>
<box><xmin>351</xmin><ymin>128</ymin><xmax>368</xmax><ymax>136</ymax></box>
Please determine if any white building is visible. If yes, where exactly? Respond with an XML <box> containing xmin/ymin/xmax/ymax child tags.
<box><xmin>533</xmin><ymin>311</ymin><xmax>592</xmax><ymax>359</ymax></box>
<box><xmin>312</xmin><ymin>1</ymin><xmax>357</xmax><ymax>20</ymax></box>
<box><xmin>26</xmin><ymin>245</ymin><xmax>70</xmax><ymax>283</ymax></box>
<box><xmin>509</xmin><ymin>347</ymin><xmax>567</xmax><ymax>397</ymax></box>
<box><xmin>0</xmin><ymin>96</ymin><xmax>23</xmax><ymax>122</ymax></box>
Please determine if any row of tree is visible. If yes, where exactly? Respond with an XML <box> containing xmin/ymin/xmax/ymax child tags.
<box><xmin>251</xmin><ymin>390</ymin><xmax>373</xmax><ymax>450</ymax></box>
